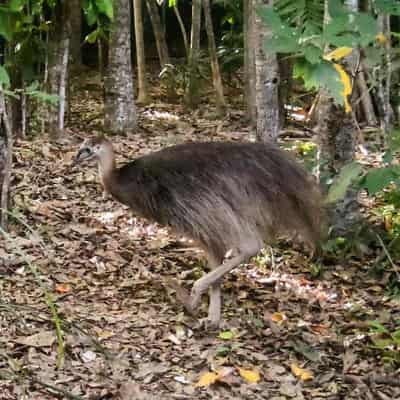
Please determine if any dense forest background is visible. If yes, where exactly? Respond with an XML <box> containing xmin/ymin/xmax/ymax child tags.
<box><xmin>0</xmin><ymin>0</ymin><xmax>400</xmax><ymax>399</ymax></box>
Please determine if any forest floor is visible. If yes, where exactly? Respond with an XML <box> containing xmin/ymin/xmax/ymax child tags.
<box><xmin>0</xmin><ymin>73</ymin><xmax>399</xmax><ymax>400</ymax></box>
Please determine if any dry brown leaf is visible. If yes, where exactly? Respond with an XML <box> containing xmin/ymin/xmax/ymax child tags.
<box><xmin>14</xmin><ymin>331</ymin><xmax>55</xmax><ymax>348</ymax></box>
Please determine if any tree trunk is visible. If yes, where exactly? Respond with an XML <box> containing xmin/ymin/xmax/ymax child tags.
<box><xmin>243</xmin><ymin>0</ymin><xmax>256</xmax><ymax>125</ymax></box>
<box><xmin>202</xmin><ymin>0</ymin><xmax>225</xmax><ymax>115</ymax></box>
<box><xmin>316</xmin><ymin>93</ymin><xmax>360</xmax><ymax>236</ymax></box>
<box><xmin>356</xmin><ymin>67</ymin><xmax>377</xmax><ymax>126</ymax></box>
<box><xmin>104</xmin><ymin>0</ymin><xmax>137</xmax><ymax>133</ymax></box>
<box><xmin>133</xmin><ymin>0</ymin><xmax>149</xmax><ymax>104</ymax></box>
<box><xmin>173</xmin><ymin>5</ymin><xmax>189</xmax><ymax>59</ymax></box>
<box><xmin>47</xmin><ymin>1</ymin><xmax>70</xmax><ymax>138</ymax></box>
<box><xmin>0</xmin><ymin>87</ymin><xmax>13</xmax><ymax>230</ymax></box>
<box><xmin>69</xmin><ymin>0</ymin><xmax>82</xmax><ymax>69</ymax></box>
<box><xmin>146</xmin><ymin>0</ymin><xmax>170</xmax><ymax>70</ymax></box>
<box><xmin>10</xmin><ymin>66</ymin><xmax>23</xmax><ymax>139</ymax></box>
<box><xmin>376</xmin><ymin>14</ymin><xmax>393</xmax><ymax>137</ymax></box>
<box><xmin>345</xmin><ymin>0</ymin><xmax>377</xmax><ymax>127</ymax></box>
<box><xmin>254</xmin><ymin>0</ymin><xmax>280</xmax><ymax>142</ymax></box>
<box><xmin>186</xmin><ymin>0</ymin><xmax>202</xmax><ymax>108</ymax></box>
<box><xmin>315</xmin><ymin>0</ymin><xmax>360</xmax><ymax>236</ymax></box>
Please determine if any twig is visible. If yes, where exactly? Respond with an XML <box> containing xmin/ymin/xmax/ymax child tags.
<box><xmin>376</xmin><ymin>233</ymin><xmax>399</xmax><ymax>279</ymax></box>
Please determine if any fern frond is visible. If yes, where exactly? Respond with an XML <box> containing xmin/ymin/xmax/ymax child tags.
<box><xmin>274</xmin><ymin>0</ymin><xmax>325</xmax><ymax>34</ymax></box>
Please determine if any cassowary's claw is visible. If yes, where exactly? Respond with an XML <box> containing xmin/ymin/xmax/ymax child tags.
<box><xmin>164</xmin><ymin>278</ymin><xmax>196</xmax><ymax>316</ymax></box>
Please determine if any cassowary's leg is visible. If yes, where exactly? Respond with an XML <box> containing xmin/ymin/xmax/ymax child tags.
<box><xmin>207</xmin><ymin>255</ymin><xmax>223</xmax><ymax>328</ymax></box>
<box><xmin>208</xmin><ymin>283</ymin><xmax>221</xmax><ymax>327</ymax></box>
<box><xmin>174</xmin><ymin>244</ymin><xmax>261</xmax><ymax>317</ymax></box>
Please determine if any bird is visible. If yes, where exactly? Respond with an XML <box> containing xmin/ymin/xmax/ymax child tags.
<box><xmin>73</xmin><ymin>136</ymin><xmax>324</xmax><ymax>328</ymax></box>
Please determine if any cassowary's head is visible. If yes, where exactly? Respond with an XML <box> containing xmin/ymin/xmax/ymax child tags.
<box><xmin>73</xmin><ymin>136</ymin><xmax>110</xmax><ymax>166</ymax></box>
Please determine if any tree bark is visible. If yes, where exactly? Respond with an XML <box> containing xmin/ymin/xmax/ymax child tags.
<box><xmin>345</xmin><ymin>0</ymin><xmax>377</xmax><ymax>127</ymax></box>
<box><xmin>202</xmin><ymin>0</ymin><xmax>225</xmax><ymax>114</ymax></box>
<box><xmin>47</xmin><ymin>1</ymin><xmax>70</xmax><ymax>138</ymax></box>
<box><xmin>133</xmin><ymin>0</ymin><xmax>149</xmax><ymax>104</ymax></box>
<box><xmin>173</xmin><ymin>5</ymin><xmax>189</xmax><ymax>59</ymax></box>
<box><xmin>254</xmin><ymin>0</ymin><xmax>280</xmax><ymax>142</ymax></box>
<box><xmin>104</xmin><ymin>0</ymin><xmax>137</xmax><ymax>133</ymax></box>
<box><xmin>244</xmin><ymin>0</ymin><xmax>256</xmax><ymax>125</ymax></box>
<box><xmin>315</xmin><ymin>0</ymin><xmax>360</xmax><ymax>236</ymax></box>
<box><xmin>316</xmin><ymin>93</ymin><xmax>360</xmax><ymax>236</ymax></box>
<box><xmin>146</xmin><ymin>0</ymin><xmax>170</xmax><ymax>70</ymax></box>
<box><xmin>0</xmin><ymin>86</ymin><xmax>13</xmax><ymax>230</ymax></box>
<box><xmin>186</xmin><ymin>0</ymin><xmax>202</xmax><ymax>108</ymax></box>
<box><xmin>69</xmin><ymin>0</ymin><xmax>82</xmax><ymax>68</ymax></box>
<box><xmin>376</xmin><ymin>14</ymin><xmax>393</xmax><ymax>137</ymax></box>
<box><xmin>356</xmin><ymin>67</ymin><xmax>377</xmax><ymax>126</ymax></box>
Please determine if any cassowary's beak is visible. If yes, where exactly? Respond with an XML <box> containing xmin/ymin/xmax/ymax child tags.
<box><xmin>71</xmin><ymin>147</ymin><xmax>93</xmax><ymax>167</ymax></box>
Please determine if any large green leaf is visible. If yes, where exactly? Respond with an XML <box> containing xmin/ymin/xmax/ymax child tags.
<box><xmin>352</xmin><ymin>13</ymin><xmax>378</xmax><ymax>47</ymax></box>
<box><xmin>374</xmin><ymin>0</ymin><xmax>400</xmax><ymax>15</ymax></box>
<box><xmin>326</xmin><ymin>162</ymin><xmax>363</xmax><ymax>203</ymax></box>
<box><xmin>83</xmin><ymin>0</ymin><xmax>97</xmax><ymax>26</ymax></box>
<box><xmin>0</xmin><ymin>9</ymin><xmax>16</xmax><ymax>40</ymax></box>
<box><xmin>95</xmin><ymin>0</ymin><xmax>113</xmax><ymax>20</ymax></box>
<box><xmin>9</xmin><ymin>0</ymin><xmax>27</xmax><ymax>12</ymax></box>
<box><xmin>360</xmin><ymin>167</ymin><xmax>400</xmax><ymax>195</ymax></box>
<box><xmin>0</xmin><ymin>65</ymin><xmax>10</xmax><ymax>88</ymax></box>
<box><xmin>293</xmin><ymin>59</ymin><xmax>344</xmax><ymax>106</ymax></box>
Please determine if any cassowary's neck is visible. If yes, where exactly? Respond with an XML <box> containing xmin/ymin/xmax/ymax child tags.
<box><xmin>97</xmin><ymin>142</ymin><xmax>116</xmax><ymax>190</ymax></box>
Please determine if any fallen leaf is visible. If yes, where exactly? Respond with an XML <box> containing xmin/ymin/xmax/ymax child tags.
<box><xmin>14</xmin><ymin>331</ymin><xmax>55</xmax><ymax>348</ymax></box>
<box><xmin>195</xmin><ymin>372</ymin><xmax>219</xmax><ymax>387</ymax></box>
<box><xmin>290</xmin><ymin>363</ymin><xmax>313</xmax><ymax>381</ymax></box>
<box><xmin>218</xmin><ymin>330</ymin><xmax>235</xmax><ymax>340</ymax></box>
<box><xmin>81</xmin><ymin>350</ymin><xmax>97</xmax><ymax>363</ymax></box>
<box><xmin>238</xmin><ymin>367</ymin><xmax>261</xmax><ymax>383</ymax></box>
<box><xmin>195</xmin><ymin>367</ymin><xmax>235</xmax><ymax>388</ymax></box>
<box><xmin>55</xmin><ymin>284</ymin><xmax>71</xmax><ymax>293</ymax></box>
<box><xmin>270</xmin><ymin>312</ymin><xmax>287</xmax><ymax>324</ymax></box>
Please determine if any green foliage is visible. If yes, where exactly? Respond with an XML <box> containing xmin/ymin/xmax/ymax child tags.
<box><xmin>326</xmin><ymin>162</ymin><xmax>363</xmax><ymax>203</ymax></box>
<box><xmin>217</xmin><ymin>32</ymin><xmax>243</xmax><ymax>74</ymax></box>
<box><xmin>82</xmin><ymin>0</ymin><xmax>113</xmax><ymax>45</ymax></box>
<box><xmin>360</xmin><ymin>167</ymin><xmax>400</xmax><ymax>195</ymax></box>
<box><xmin>327</xmin><ymin>130</ymin><xmax>400</xmax><ymax>202</ymax></box>
<box><xmin>373</xmin><ymin>0</ymin><xmax>400</xmax><ymax>15</ymax></box>
<box><xmin>25</xmin><ymin>81</ymin><xmax>59</xmax><ymax>105</ymax></box>
<box><xmin>293</xmin><ymin>59</ymin><xmax>345</xmax><ymax>106</ymax></box>
<box><xmin>83</xmin><ymin>0</ymin><xmax>113</xmax><ymax>26</ymax></box>
<box><xmin>257</xmin><ymin>0</ymin><xmax>388</xmax><ymax>109</ymax></box>
<box><xmin>0</xmin><ymin>65</ymin><xmax>10</xmax><ymax>87</ymax></box>
<box><xmin>368</xmin><ymin>320</ymin><xmax>400</xmax><ymax>366</ymax></box>
<box><xmin>214</xmin><ymin>0</ymin><xmax>243</xmax><ymax>74</ymax></box>
<box><xmin>160</xmin><ymin>52</ymin><xmax>211</xmax><ymax>99</ymax></box>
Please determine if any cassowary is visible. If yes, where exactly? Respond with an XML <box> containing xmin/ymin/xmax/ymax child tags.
<box><xmin>73</xmin><ymin>136</ymin><xmax>324</xmax><ymax>327</ymax></box>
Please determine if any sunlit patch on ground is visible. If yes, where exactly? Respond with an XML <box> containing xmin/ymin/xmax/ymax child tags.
<box><xmin>247</xmin><ymin>268</ymin><xmax>339</xmax><ymax>304</ymax></box>
<box><xmin>142</xmin><ymin>109</ymin><xmax>180</xmax><ymax>122</ymax></box>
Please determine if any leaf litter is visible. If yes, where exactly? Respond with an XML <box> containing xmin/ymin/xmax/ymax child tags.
<box><xmin>0</xmin><ymin>82</ymin><xmax>399</xmax><ymax>400</ymax></box>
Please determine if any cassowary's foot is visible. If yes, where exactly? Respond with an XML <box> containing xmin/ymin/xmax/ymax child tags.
<box><xmin>195</xmin><ymin>317</ymin><xmax>221</xmax><ymax>331</ymax></box>
<box><xmin>165</xmin><ymin>278</ymin><xmax>198</xmax><ymax>316</ymax></box>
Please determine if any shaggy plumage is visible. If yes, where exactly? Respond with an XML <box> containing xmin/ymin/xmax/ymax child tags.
<box><xmin>74</xmin><ymin>137</ymin><xmax>324</xmax><ymax>327</ymax></box>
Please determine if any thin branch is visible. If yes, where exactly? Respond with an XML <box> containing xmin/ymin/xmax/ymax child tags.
<box><xmin>0</xmin><ymin>86</ymin><xmax>13</xmax><ymax>230</ymax></box>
